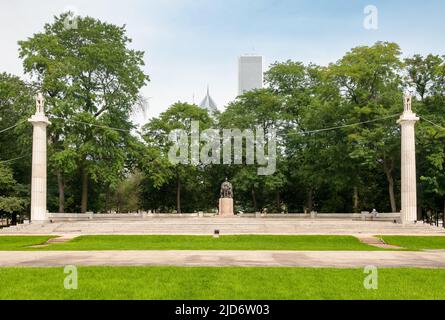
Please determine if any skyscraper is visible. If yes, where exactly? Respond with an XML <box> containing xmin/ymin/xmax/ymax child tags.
<box><xmin>238</xmin><ymin>55</ymin><xmax>263</xmax><ymax>96</ymax></box>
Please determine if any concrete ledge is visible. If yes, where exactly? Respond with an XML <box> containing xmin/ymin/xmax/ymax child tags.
<box><xmin>46</xmin><ymin>212</ymin><xmax>401</xmax><ymax>222</ymax></box>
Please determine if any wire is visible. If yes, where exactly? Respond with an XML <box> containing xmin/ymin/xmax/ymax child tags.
<box><xmin>0</xmin><ymin>120</ymin><xmax>27</xmax><ymax>134</ymax></box>
<box><xmin>420</xmin><ymin>116</ymin><xmax>445</xmax><ymax>131</ymax></box>
<box><xmin>0</xmin><ymin>154</ymin><xmax>30</xmax><ymax>164</ymax></box>
<box><xmin>0</xmin><ymin>112</ymin><xmax>404</xmax><ymax>166</ymax></box>
<box><xmin>51</xmin><ymin>116</ymin><xmax>132</xmax><ymax>133</ymax></box>
<box><xmin>290</xmin><ymin>113</ymin><xmax>401</xmax><ymax>135</ymax></box>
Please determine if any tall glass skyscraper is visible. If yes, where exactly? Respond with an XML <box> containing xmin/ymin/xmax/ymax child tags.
<box><xmin>238</xmin><ymin>55</ymin><xmax>263</xmax><ymax>96</ymax></box>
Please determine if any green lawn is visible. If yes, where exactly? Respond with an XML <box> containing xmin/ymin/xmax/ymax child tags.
<box><xmin>382</xmin><ymin>236</ymin><xmax>445</xmax><ymax>250</ymax></box>
<box><xmin>3</xmin><ymin>235</ymin><xmax>444</xmax><ymax>251</ymax></box>
<box><xmin>0</xmin><ymin>236</ymin><xmax>55</xmax><ymax>250</ymax></box>
<box><xmin>40</xmin><ymin>235</ymin><xmax>382</xmax><ymax>251</ymax></box>
<box><xmin>0</xmin><ymin>267</ymin><xmax>443</xmax><ymax>300</ymax></box>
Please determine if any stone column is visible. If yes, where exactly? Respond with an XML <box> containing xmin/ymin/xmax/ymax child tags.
<box><xmin>397</xmin><ymin>94</ymin><xmax>419</xmax><ymax>224</ymax></box>
<box><xmin>28</xmin><ymin>93</ymin><xmax>51</xmax><ymax>223</ymax></box>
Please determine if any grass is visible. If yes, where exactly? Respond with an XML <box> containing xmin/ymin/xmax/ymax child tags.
<box><xmin>382</xmin><ymin>236</ymin><xmax>445</xmax><ymax>250</ymax></box>
<box><xmin>0</xmin><ymin>267</ymin><xmax>444</xmax><ymax>300</ymax></box>
<box><xmin>3</xmin><ymin>235</ymin><xmax>444</xmax><ymax>251</ymax></box>
<box><xmin>39</xmin><ymin>235</ymin><xmax>383</xmax><ymax>251</ymax></box>
<box><xmin>0</xmin><ymin>236</ymin><xmax>55</xmax><ymax>250</ymax></box>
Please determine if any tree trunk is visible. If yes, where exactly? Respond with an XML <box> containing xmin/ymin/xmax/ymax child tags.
<box><xmin>81</xmin><ymin>169</ymin><xmax>88</xmax><ymax>213</ymax></box>
<box><xmin>276</xmin><ymin>191</ymin><xmax>280</xmax><ymax>212</ymax></box>
<box><xmin>353</xmin><ymin>186</ymin><xmax>359</xmax><ymax>213</ymax></box>
<box><xmin>443</xmin><ymin>199</ymin><xmax>445</xmax><ymax>229</ymax></box>
<box><xmin>11</xmin><ymin>213</ymin><xmax>17</xmax><ymax>226</ymax></box>
<box><xmin>252</xmin><ymin>189</ymin><xmax>258</xmax><ymax>212</ymax></box>
<box><xmin>56</xmin><ymin>170</ymin><xmax>65</xmax><ymax>213</ymax></box>
<box><xmin>386</xmin><ymin>172</ymin><xmax>397</xmax><ymax>213</ymax></box>
<box><xmin>104</xmin><ymin>185</ymin><xmax>110</xmax><ymax>214</ymax></box>
<box><xmin>176</xmin><ymin>172</ymin><xmax>181</xmax><ymax>213</ymax></box>
<box><xmin>384</xmin><ymin>160</ymin><xmax>397</xmax><ymax>213</ymax></box>
<box><xmin>306</xmin><ymin>188</ymin><xmax>313</xmax><ymax>213</ymax></box>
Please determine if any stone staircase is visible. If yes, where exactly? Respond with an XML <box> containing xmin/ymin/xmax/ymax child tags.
<box><xmin>0</xmin><ymin>217</ymin><xmax>444</xmax><ymax>236</ymax></box>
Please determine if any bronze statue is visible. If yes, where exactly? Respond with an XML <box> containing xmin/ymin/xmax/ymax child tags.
<box><xmin>220</xmin><ymin>178</ymin><xmax>233</xmax><ymax>199</ymax></box>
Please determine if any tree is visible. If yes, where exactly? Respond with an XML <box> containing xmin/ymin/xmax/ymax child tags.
<box><xmin>219</xmin><ymin>89</ymin><xmax>286</xmax><ymax>212</ymax></box>
<box><xmin>405</xmin><ymin>54</ymin><xmax>443</xmax><ymax>101</ymax></box>
<box><xmin>0</xmin><ymin>73</ymin><xmax>34</xmax><ymax>165</ymax></box>
<box><xmin>108</xmin><ymin>171</ymin><xmax>143</xmax><ymax>213</ymax></box>
<box><xmin>0</xmin><ymin>73</ymin><xmax>33</xmax><ymax>220</ymax></box>
<box><xmin>19</xmin><ymin>13</ymin><xmax>149</xmax><ymax>213</ymax></box>
<box><xmin>329</xmin><ymin>42</ymin><xmax>403</xmax><ymax>212</ymax></box>
<box><xmin>418</xmin><ymin>120</ymin><xmax>445</xmax><ymax>222</ymax></box>
<box><xmin>0</xmin><ymin>164</ymin><xmax>27</xmax><ymax>222</ymax></box>
<box><xmin>142</xmin><ymin>102</ymin><xmax>214</xmax><ymax>213</ymax></box>
<box><xmin>410</xmin><ymin>54</ymin><xmax>445</xmax><ymax>222</ymax></box>
<box><xmin>265</xmin><ymin>61</ymin><xmax>348</xmax><ymax>213</ymax></box>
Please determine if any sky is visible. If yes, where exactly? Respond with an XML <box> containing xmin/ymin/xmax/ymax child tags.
<box><xmin>1</xmin><ymin>0</ymin><xmax>445</xmax><ymax>125</ymax></box>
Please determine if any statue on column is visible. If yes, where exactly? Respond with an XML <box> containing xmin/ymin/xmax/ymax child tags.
<box><xmin>403</xmin><ymin>93</ymin><xmax>412</xmax><ymax>113</ymax></box>
<box><xmin>35</xmin><ymin>92</ymin><xmax>45</xmax><ymax>114</ymax></box>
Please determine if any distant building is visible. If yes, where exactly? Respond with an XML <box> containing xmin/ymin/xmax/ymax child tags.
<box><xmin>199</xmin><ymin>86</ymin><xmax>218</xmax><ymax>114</ymax></box>
<box><xmin>238</xmin><ymin>55</ymin><xmax>263</xmax><ymax>96</ymax></box>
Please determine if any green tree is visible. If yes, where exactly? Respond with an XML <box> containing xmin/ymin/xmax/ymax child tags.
<box><xmin>219</xmin><ymin>89</ymin><xmax>286</xmax><ymax>212</ymax></box>
<box><xmin>0</xmin><ymin>164</ymin><xmax>27</xmax><ymax>220</ymax></box>
<box><xmin>108</xmin><ymin>171</ymin><xmax>143</xmax><ymax>213</ymax></box>
<box><xmin>0</xmin><ymin>73</ymin><xmax>33</xmax><ymax>220</ymax></box>
<box><xmin>19</xmin><ymin>13</ymin><xmax>149</xmax><ymax>213</ymax></box>
<box><xmin>142</xmin><ymin>102</ymin><xmax>214</xmax><ymax>213</ymax></box>
<box><xmin>0</xmin><ymin>72</ymin><xmax>34</xmax><ymax>163</ymax></box>
<box><xmin>409</xmin><ymin>54</ymin><xmax>445</xmax><ymax>221</ymax></box>
<box><xmin>329</xmin><ymin>42</ymin><xmax>403</xmax><ymax>212</ymax></box>
<box><xmin>405</xmin><ymin>54</ymin><xmax>443</xmax><ymax>101</ymax></box>
<box><xmin>265</xmin><ymin>61</ymin><xmax>348</xmax><ymax>212</ymax></box>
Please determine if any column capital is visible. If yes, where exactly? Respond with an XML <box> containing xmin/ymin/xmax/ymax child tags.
<box><xmin>398</xmin><ymin>112</ymin><xmax>419</xmax><ymax>124</ymax></box>
<box><xmin>28</xmin><ymin>114</ymin><xmax>51</xmax><ymax>126</ymax></box>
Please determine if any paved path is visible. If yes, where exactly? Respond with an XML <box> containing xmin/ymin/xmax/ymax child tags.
<box><xmin>1</xmin><ymin>250</ymin><xmax>444</xmax><ymax>268</ymax></box>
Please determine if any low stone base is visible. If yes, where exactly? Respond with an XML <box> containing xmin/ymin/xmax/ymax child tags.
<box><xmin>219</xmin><ymin>198</ymin><xmax>234</xmax><ymax>216</ymax></box>
<box><xmin>31</xmin><ymin>219</ymin><xmax>49</xmax><ymax>225</ymax></box>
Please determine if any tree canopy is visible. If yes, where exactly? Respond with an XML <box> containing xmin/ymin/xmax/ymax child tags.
<box><xmin>18</xmin><ymin>13</ymin><xmax>149</xmax><ymax>213</ymax></box>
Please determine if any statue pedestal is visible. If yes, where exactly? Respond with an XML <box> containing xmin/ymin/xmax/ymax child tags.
<box><xmin>219</xmin><ymin>198</ymin><xmax>234</xmax><ymax>216</ymax></box>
